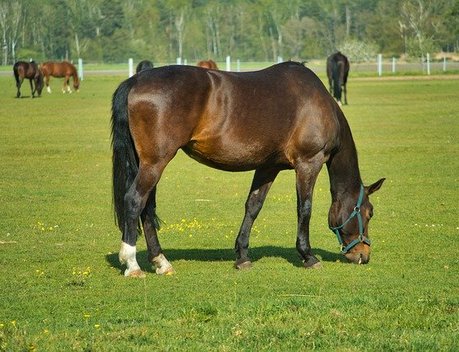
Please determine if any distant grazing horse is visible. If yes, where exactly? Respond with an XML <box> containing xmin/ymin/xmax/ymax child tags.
<box><xmin>41</xmin><ymin>61</ymin><xmax>80</xmax><ymax>93</ymax></box>
<box><xmin>326</xmin><ymin>52</ymin><xmax>349</xmax><ymax>105</ymax></box>
<box><xmin>136</xmin><ymin>60</ymin><xmax>154</xmax><ymax>73</ymax></box>
<box><xmin>197</xmin><ymin>59</ymin><xmax>218</xmax><ymax>69</ymax></box>
<box><xmin>111</xmin><ymin>62</ymin><xmax>385</xmax><ymax>277</ymax></box>
<box><xmin>13</xmin><ymin>61</ymin><xmax>43</xmax><ymax>98</ymax></box>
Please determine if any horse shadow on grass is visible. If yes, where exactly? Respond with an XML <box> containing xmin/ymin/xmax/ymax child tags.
<box><xmin>106</xmin><ymin>246</ymin><xmax>343</xmax><ymax>274</ymax></box>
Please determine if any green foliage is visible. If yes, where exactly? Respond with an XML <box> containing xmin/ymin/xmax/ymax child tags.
<box><xmin>339</xmin><ymin>39</ymin><xmax>379</xmax><ymax>62</ymax></box>
<box><xmin>0</xmin><ymin>0</ymin><xmax>457</xmax><ymax>64</ymax></box>
<box><xmin>0</xmin><ymin>71</ymin><xmax>458</xmax><ymax>351</ymax></box>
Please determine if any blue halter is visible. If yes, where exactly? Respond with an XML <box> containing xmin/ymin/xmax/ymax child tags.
<box><xmin>329</xmin><ymin>184</ymin><xmax>371</xmax><ymax>254</ymax></box>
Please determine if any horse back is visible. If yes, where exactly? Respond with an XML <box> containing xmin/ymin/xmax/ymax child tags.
<box><xmin>13</xmin><ymin>61</ymin><xmax>39</xmax><ymax>80</ymax></box>
<box><xmin>126</xmin><ymin>63</ymin><xmax>340</xmax><ymax>171</ymax></box>
<box><xmin>41</xmin><ymin>61</ymin><xmax>76</xmax><ymax>77</ymax></box>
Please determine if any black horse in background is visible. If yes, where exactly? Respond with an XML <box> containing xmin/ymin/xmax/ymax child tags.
<box><xmin>326</xmin><ymin>52</ymin><xmax>349</xmax><ymax>105</ymax></box>
<box><xmin>13</xmin><ymin>61</ymin><xmax>44</xmax><ymax>98</ymax></box>
<box><xmin>136</xmin><ymin>60</ymin><xmax>154</xmax><ymax>73</ymax></box>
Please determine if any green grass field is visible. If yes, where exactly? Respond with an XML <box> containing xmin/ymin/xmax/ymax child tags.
<box><xmin>0</xmin><ymin>69</ymin><xmax>458</xmax><ymax>351</ymax></box>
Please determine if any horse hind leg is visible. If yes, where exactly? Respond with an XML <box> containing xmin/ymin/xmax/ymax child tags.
<box><xmin>16</xmin><ymin>79</ymin><xmax>23</xmax><ymax>98</ymax></box>
<box><xmin>119</xmin><ymin>161</ymin><xmax>172</xmax><ymax>277</ymax></box>
<box><xmin>141</xmin><ymin>188</ymin><xmax>174</xmax><ymax>275</ymax></box>
<box><xmin>234</xmin><ymin>168</ymin><xmax>279</xmax><ymax>269</ymax></box>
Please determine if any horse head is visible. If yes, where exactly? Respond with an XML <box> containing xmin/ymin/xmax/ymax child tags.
<box><xmin>328</xmin><ymin>179</ymin><xmax>385</xmax><ymax>264</ymax></box>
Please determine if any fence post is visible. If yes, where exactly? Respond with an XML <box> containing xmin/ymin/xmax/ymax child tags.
<box><xmin>426</xmin><ymin>53</ymin><xmax>430</xmax><ymax>75</ymax></box>
<box><xmin>443</xmin><ymin>56</ymin><xmax>447</xmax><ymax>72</ymax></box>
<box><xmin>392</xmin><ymin>57</ymin><xmax>396</xmax><ymax>74</ymax></box>
<box><xmin>128</xmin><ymin>58</ymin><xmax>134</xmax><ymax>77</ymax></box>
<box><xmin>237</xmin><ymin>59</ymin><xmax>241</xmax><ymax>72</ymax></box>
<box><xmin>226</xmin><ymin>56</ymin><xmax>231</xmax><ymax>71</ymax></box>
<box><xmin>78</xmin><ymin>58</ymin><xmax>83</xmax><ymax>80</ymax></box>
<box><xmin>377</xmin><ymin>54</ymin><xmax>382</xmax><ymax>76</ymax></box>
<box><xmin>176</xmin><ymin>57</ymin><xmax>182</xmax><ymax>65</ymax></box>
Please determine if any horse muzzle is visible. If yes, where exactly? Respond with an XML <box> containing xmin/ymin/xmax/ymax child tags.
<box><xmin>344</xmin><ymin>244</ymin><xmax>371</xmax><ymax>264</ymax></box>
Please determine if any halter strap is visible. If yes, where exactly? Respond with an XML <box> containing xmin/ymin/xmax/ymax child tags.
<box><xmin>329</xmin><ymin>184</ymin><xmax>371</xmax><ymax>254</ymax></box>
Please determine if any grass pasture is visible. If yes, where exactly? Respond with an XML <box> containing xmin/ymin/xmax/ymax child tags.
<box><xmin>0</xmin><ymin>70</ymin><xmax>458</xmax><ymax>351</ymax></box>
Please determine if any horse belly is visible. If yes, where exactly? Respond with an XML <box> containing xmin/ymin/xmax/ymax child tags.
<box><xmin>183</xmin><ymin>137</ymin><xmax>285</xmax><ymax>172</ymax></box>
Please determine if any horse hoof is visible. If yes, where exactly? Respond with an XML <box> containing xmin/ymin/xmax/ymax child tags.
<box><xmin>156</xmin><ymin>266</ymin><xmax>175</xmax><ymax>276</ymax></box>
<box><xmin>306</xmin><ymin>262</ymin><xmax>323</xmax><ymax>269</ymax></box>
<box><xmin>125</xmin><ymin>269</ymin><xmax>146</xmax><ymax>278</ymax></box>
<box><xmin>235</xmin><ymin>260</ymin><xmax>252</xmax><ymax>270</ymax></box>
<box><xmin>303</xmin><ymin>257</ymin><xmax>322</xmax><ymax>269</ymax></box>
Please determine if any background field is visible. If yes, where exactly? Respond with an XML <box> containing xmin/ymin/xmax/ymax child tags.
<box><xmin>0</xmin><ymin>67</ymin><xmax>458</xmax><ymax>351</ymax></box>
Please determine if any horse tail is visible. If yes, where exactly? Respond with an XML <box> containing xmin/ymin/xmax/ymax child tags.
<box><xmin>111</xmin><ymin>78</ymin><xmax>138</xmax><ymax>232</ymax></box>
<box><xmin>332</xmin><ymin>59</ymin><xmax>342</xmax><ymax>102</ymax></box>
<box><xmin>13</xmin><ymin>63</ymin><xmax>20</xmax><ymax>87</ymax></box>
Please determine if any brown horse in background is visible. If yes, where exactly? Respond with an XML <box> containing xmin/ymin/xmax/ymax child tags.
<box><xmin>13</xmin><ymin>61</ymin><xmax>43</xmax><ymax>98</ymax></box>
<box><xmin>41</xmin><ymin>61</ymin><xmax>80</xmax><ymax>93</ymax></box>
<box><xmin>197</xmin><ymin>59</ymin><xmax>218</xmax><ymax>70</ymax></box>
<box><xmin>111</xmin><ymin>62</ymin><xmax>385</xmax><ymax>277</ymax></box>
<box><xmin>326</xmin><ymin>52</ymin><xmax>349</xmax><ymax>105</ymax></box>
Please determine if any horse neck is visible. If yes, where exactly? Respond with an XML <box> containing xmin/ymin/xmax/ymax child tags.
<box><xmin>72</xmin><ymin>70</ymin><xmax>80</xmax><ymax>86</ymax></box>
<box><xmin>326</xmin><ymin>115</ymin><xmax>362</xmax><ymax>202</ymax></box>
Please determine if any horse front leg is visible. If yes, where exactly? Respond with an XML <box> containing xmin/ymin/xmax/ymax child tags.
<box><xmin>29</xmin><ymin>79</ymin><xmax>35</xmax><ymax>98</ymax></box>
<box><xmin>141</xmin><ymin>187</ymin><xmax>174</xmax><ymax>275</ymax></box>
<box><xmin>235</xmin><ymin>168</ymin><xmax>279</xmax><ymax>269</ymax></box>
<box><xmin>62</xmin><ymin>76</ymin><xmax>72</xmax><ymax>94</ymax></box>
<box><xmin>343</xmin><ymin>84</ymin><xmax>348</xmax><ymax>105</ymax></box>
<box><xmin>66</xmin><ymin>76</ymin><xmax>72</xmax><ymax>93</ymax></box>
<box><xmin>45</xmin><ymin>76</ymin><xmax>51</xmax><ymax>93</ymax></box>
<box><xmin>295</xmin><ymin>159</ymin><xmax>323</xmax><ymax>269</ymax></box>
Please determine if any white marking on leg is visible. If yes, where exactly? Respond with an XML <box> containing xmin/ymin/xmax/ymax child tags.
<box><xmin>119</xmin><ymin>242</ymin><xmax>141</xmax><ymax>277</ymax></box>
<box><xmin>152</xmin><ymin>253</ymin><xmax>174</xmax><ymax>275</ymax></box>
<box><xmin>47</xmin><ymin>86</ymin><xmax>51</xmax><ymax>93</ymax></box>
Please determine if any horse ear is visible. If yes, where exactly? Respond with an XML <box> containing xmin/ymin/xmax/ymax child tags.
<box><xmin>366</xmin><ymin>178</ymin><xmax>385</xmax><ymax>195</ymax></box>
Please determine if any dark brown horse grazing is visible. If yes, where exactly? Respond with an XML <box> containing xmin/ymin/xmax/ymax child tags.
<box><xmin>111</xmin><ymin>62</ymin><xmax>384</xmax><ymax>277</ymax></box>
<box><xmin>326</xmin><ymin>52</ymin><xmax>350</xmax><ymax>105</ymax></box>
<box><xmin>197</xmin><ymin>59</ymin><xmax>218</xmax><ymax>70</ymax></box>
<box><xmin>136</xmin><ymin>60</ymin><xmax>154</xmax><ymax>73</ymax></box>
<box><xmin>41</xmin><ymin>61</ymin><xmax>80</xmax><ymax>93</ymax></box>
<box><xmin>13</xmin><ymin>61</ymin><xmax>43</xmax><ymax>98</ymax></box>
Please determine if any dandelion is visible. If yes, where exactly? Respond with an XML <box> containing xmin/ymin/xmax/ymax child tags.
<box><xmin>83</xmin><ymin>313</ymin><xmax>91</xmax><ymax>319</ymax></box>
<box><xmin>94</xmin><ymin>324</ymin><xmax>100</xmax><ymax>329</ymax></box>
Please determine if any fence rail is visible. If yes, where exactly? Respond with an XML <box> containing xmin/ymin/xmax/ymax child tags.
<box><xmin>1</xmin><ymin>56</ymin><xmax>458</xmax><ymax>78</ymax></box>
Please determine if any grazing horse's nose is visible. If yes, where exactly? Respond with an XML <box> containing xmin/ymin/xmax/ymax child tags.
<box><xmin>358</xmin><ymin>253</ymin><xmax>369</xmax><ymax>264</ymax></box>
<box><xmin>345</xmin><ymin>248</ymin><xmax>370</xmax><ymax>264</ymax></box>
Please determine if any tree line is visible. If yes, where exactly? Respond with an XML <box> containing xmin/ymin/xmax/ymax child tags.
<box><xmin>1</xmin><ymin>0</ymin><xmax>457</xmax><ymax>66</ymax></box>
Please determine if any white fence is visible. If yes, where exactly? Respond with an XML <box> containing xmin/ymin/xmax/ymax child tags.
<box><xmin>4</xmin><ymin>55</ymin><xmax>456</xmax><ymax>78</ymax></box>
